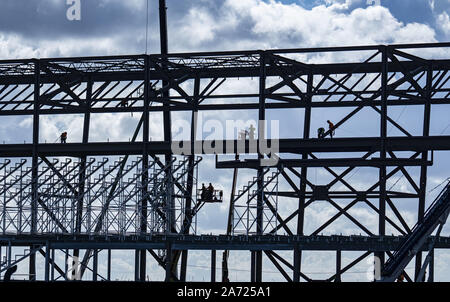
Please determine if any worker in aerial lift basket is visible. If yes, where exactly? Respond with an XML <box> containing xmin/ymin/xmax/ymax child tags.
<box><xmin>60</xmin><ymin>131</ymin><xmax>67</xmax><ymax>144</ymax></box>
<box><xmin>200</xmin><ymin>183</ymin><xmax>207</xmax><ymax>201</ymax></box>
<box><xmin>207</xmin><ymin>183</ymin><xmax>215</xmax><ymax>200</ymax></box>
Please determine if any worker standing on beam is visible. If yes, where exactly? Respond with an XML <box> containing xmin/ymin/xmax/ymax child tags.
<box><xmin>317</xmin><ymin>127</ymin><xmax>325</xmax><ymax>139</ymax></box>
<box><xmin>327</xmin><ymin>120</ymin><xmax>336</xmax><ymax>139</ymax></box>
<box><xmin>60</xmin><ymin>131</ymin><xmax>67</xmax><ymax>144</ymax></box>
<box><xmin>120</xmin><ymin>99</ymin><xmax>128</xmax><ymax>108</ymax></box>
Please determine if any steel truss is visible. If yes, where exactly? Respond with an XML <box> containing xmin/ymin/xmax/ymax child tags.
<box><xmin>0</xmin><ymin>42</ymin><xmax>449</xmax><ymax>282</ymax></box>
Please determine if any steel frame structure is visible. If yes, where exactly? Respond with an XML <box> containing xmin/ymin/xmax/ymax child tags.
<box><xmin>0</xmin><ymin>42</ymin><xmax>449</xmax><ymax>282</ymax></box>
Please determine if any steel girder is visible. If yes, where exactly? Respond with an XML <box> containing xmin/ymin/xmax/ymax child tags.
<box><xmin>2</xmin><ymin>234</ymin><xmax>450</xmax><ymax>251</ymax></box>
<box><xmin>0</xmin><ymin>136</ymin><xmax>449</xmax><ymax>157</ymax></box>
<box><xmin>0</xmin><ymin>42</ymin><xmax>449</xmax><ymax>282</ymax></box>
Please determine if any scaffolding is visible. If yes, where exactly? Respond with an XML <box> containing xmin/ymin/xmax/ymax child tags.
<box><xmin>0</xmin><ymin>156</ymin><xmax>200</xmax><ymax>237</ymax></box>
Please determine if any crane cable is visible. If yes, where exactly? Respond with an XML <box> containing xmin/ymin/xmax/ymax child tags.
<box><xmin>440</xmin><ymin>122</ymin><xmax>450</xmax><ymax>135</ymax></box>
<box><xmin>145</xmin><ymin>0</ymin><xmax>149</xmax><ymax>54</ymax></box>
<box><xmin>428</xmin><ymin>177</ymin><xmax>450</xmax><ymax>194</ymax></box>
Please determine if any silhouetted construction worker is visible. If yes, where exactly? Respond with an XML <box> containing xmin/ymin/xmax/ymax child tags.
<box><xmin>149</xmin><ymin>86</ymin><xmax>157</xmax><ymax>97</ymax></box>
<box><xmin>200</xmin><ymin>183</ymin><xmax>207</xmax><ymax>200</ymax></box>
<box><xmin>327</xmin><ymin>120</ymin><xmax>335</xmax><ymax>139</ymax></box>
<box><xmin>207</xmin><ymin>183</ymin><xmax>214</xmax><ymax>200</ymax></box>
<box><xmin>249</xmin><ymin>124</ymin><xmax>256</xmax><ymax>140</ymax></box>
<box><xmin>396</xmin><ymin>273</ymin><xmax>405</xmax><ymax>282</ymax></box>
<box><xmin>60</xmin><ymin>132</ymin><xmax>67</xmax><ymax>144</ymax></box>
<box><xmin>120</xmin><ymin>99</ymin><xmax>128</xmax><ymax>108</ymax></box>
<box><xmin>317</xmin><ymin>127</ymin><xmax>325</xmax><ymax>139</ymax></box>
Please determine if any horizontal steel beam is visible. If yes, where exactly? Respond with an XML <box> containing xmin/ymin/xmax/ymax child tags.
<box><xmin>216</xmin><ymin>158</ymin><xmax>432</xmax><ymax>169</ymax></box>
<box><xmin>1</xmin><ymin>234</ymin><xmax>449</xmax><ymax>252</ymax></box>
<box><xmin>1</xmin><ymin>41</ymin><xmax>448</xmax><ymax>65</ymax></box>
<box><xmin>0</xmin><ymin>136</ymin><xmax>448</xmax><ymax>157</ymax></box>
<box><xmin>1</xmin><ymin>60</ymin><xmax>449</xmax><ymax>85</ymax></box>
<box><xmin>271</xmin><ymin>191</ymin><xmax>418</xmax><ymax>199</ymax></box>
<box><xmin>1</xmin><ymin>99</ymin><xmax>449</xmax><ymax>116</ymax></box>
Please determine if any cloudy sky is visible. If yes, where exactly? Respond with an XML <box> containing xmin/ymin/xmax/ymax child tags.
<box><xmin>0</xmin><ymin>0</ymin><xmax>449</xmax><ymax>58</ymax></box>
<box><xmin>1</xmin><ymin>0</ymin><xmax>450</xmax><ymax>282</ymax></box>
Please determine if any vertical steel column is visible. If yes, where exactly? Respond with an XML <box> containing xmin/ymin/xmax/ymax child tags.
<box><xmin>160</xmin><ymin>0</ymin><xmax>174</xmax><ymax>239</ymax></box>
<box><xmin>223</xmin><ymin>154</ymin><xmax>239</xmax><ymax>282</ymax></box>
<box><xmin>8</xmin><ymin>241</ymin><xmax>11</xmax><ymax>266</ymax></box>
<box><xmin>107</xmin><ymin>249</ymin><xmax>111</xmax><ymax>281</ymax></box>
<box><xmin>336</xmin><ymin>250</ymin><xmax>342</xmax><ymax>282</ymax></box>
<box><xmin>51</xmin><ymin>248</ymin><xmax>55</xmax><ymax>281</ymax></box>
<box><xmin>159</xmin><ymin>0</ymin><xmax>168</xmax><ymax>56</ymax></box>
<box><xmin>293</xmin><ymin>245</ymin><xmax>300</xmax><ymax>282</ymax></box>
<box><xmin>250</xmin><ymin>251</ymin><xmax>256</xmax><ymax>282</ymax></box>
<box><xmin>139</xmin><ymin>55</ymin><xmax>150</xmax><ymax>282</ymax></box>
<box><xmin>428</xmin><ymin>249</ymin><xmax>434</xmax><ymax>282</ymax></box>
<box><xmin>45</xmin><ymin>241</ymin><xmax>50</xmax><ymax>282</ymax></box>
<box><xmin>180</xmin><ymin>76</ymin><xmax>200</xmax><ymax>281</ymax></box>
<box><xmin>378</xmin><ymin>47</ymin><xmax>388</xmax><ymax>269</ymax></box>
<box><xmin>165</xmin><ymin>242</ymin><xmax>172</xmax><ymax>282</ymax></box>
<box><xmin>93</xmin><ymin>249</ymin><xmax>98</xmax><ymax>281</ymax></box>
<box><xmin>255</xmin><ymin>51</ymin><xmax>267</xmax><ymax>282</ymax></box>
<box><xmin>74</xmin><ymin>77</ymin><xmax>92</xmax><ymax>262</ymax></box>
<box><xmin>64</xmin><ymin>249</ymin><xmax>68</xmax><ymax>280</ymax></box>
<box><xmin>30</xmin><ymin>59</ymin><xmax>40</xmax><ymax>281</ymax></box>
<box><xmin>2</xmin><ymin>164</ymin><xmax>4</xmax><ymax>235</ymax></box>
<box><xmin>134</xmin><ymin>251</ymin><xmax>140</xmax><ymax>281</ymax></box>
<box><xmin>295</xmin><ymin>70</ymin><xmax>313</xmax><ymax>282</ymax></box>
<box><xmin>416</xmin><ymin>62</ymin><xmax>432</xmax><ymax>280</ymax></box>
<box><xmin>211</xmin><ymin>250</ymin><xmax>216</xmax><ymax>282</ymax></box>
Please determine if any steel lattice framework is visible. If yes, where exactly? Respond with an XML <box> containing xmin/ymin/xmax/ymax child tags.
<box><xmin>0</xmin><ymin>42</ymin><xmax>449</xmax><ymax>282</ymax></box>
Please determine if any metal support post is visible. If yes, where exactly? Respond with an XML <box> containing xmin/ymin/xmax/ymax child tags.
<box><xmin>139</xmin><ymin>55</ymin><xmax>150</xmax><ymax>282</ymax></box>
<box><xmin>30</xmin><ymin>59</ymin><xmax>40</xmax><ymax>281</ymax></box>
<box><xmin>336</xmin><ymin>250</ymin><xmax>342</xmax><ymax>282</ymax></box>
<box><xmin>377</xmin><ymin>46</ymin><xmax>388</xmax><ymax>269</ymax></box>
<box><xmin>255</xmin><ymin>51</ymin><xmax>266</xmax><ymax>283</ymax></box>
<box><xmin>211</xmin><ymin>250</ymin><xmax>216</xmax><ymax>282</ymax></box>
<box><xmin>45</xmin><ymin>242</ymin><xmax>50</xmax><ymax>282</ymax></box>
<box><xmin>250</xmin><ymin>251</ymin><xmax>256</xmax><ymax>282</ymax></box>
<box><xmin>295</xmin><ymin>71</ymin><xmax>313</xmax><ymax>281</ymax></box>
<box><xmin>107</xmin><ymin>249</ymin><xmax>112</xmax><ymax>281</ymax></box>
<box><xmin>93</xmin><ymin>249</ymin><xmax>98</xmax><ymax>281</ymax></box>
<box><xmin>165</xmin><ymin>243</ymin><xmax>173</xmax><ymax>282</ymax></box>
<box><xmin>416</xmin><ymin>63</ymin><xmax>433</xmax><ymax>280</ymax></box>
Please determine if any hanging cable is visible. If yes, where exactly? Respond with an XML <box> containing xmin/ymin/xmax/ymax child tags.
<box><xmin>387</xmin><ymin>105</ymin><xmax>407</xmax><ymax>135</ymax></box>
<box><xmin>346</xmin><ymin>97</ymin><xmax>409</xmax><ymax>184</ymax></box>
<box><xmin>145</xmin><ymin>0</ymin><xmax>149</xmax><ymax>54</ymax></box>
<box><xmin>428</xmin><ymin>177</ymin><xmax>450</xmax><ymax>194</ymax></box>
<box><xmin>440</xmin><ymin>122</ymin><xmax>450</xmax><ymax>134</ymax></box>
<box><xmin>376</xmin><ymin>104</ymin><xmax>409</xmax><ymax>190</ymax></box>
<box><xmin>388</xmin><ymin>174</ymin><xmax>404</xmax><ymax>191</ymax></box>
